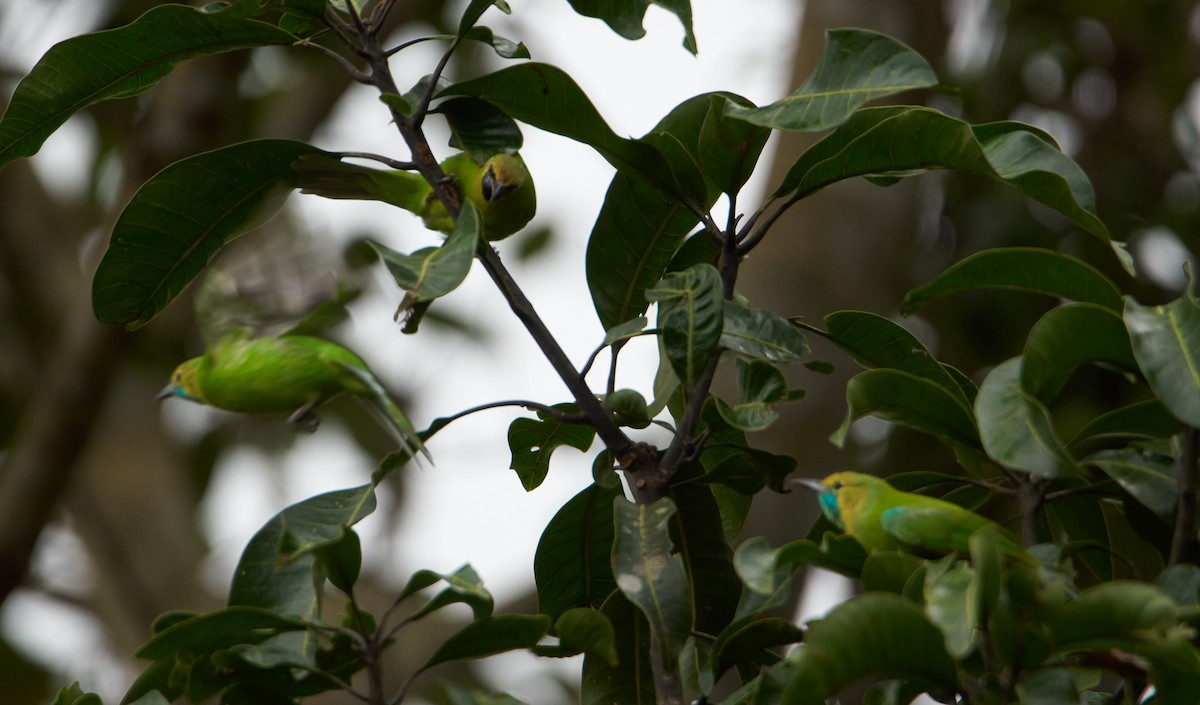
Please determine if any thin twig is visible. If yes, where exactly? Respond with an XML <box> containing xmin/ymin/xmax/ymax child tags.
<box><xmin>296</xmin><ymin>39</ymin><xmax>372</xmax><ymax>83</ymax></box>
<box><xmin>384</xmin><ymin>35</ymin><xmax>437</xmax><ymax>58</ymax></box>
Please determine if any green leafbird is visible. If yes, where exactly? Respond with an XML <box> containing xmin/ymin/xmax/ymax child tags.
<box><xmin>796</xmin><ymin>472</ymin><xmax>1031</xmax><ymax>561</ymax></box>
<box><xmin>158</xmin><ymin>331</ymin><xmax>428</xmax><ymax>461</ymax></box>
<box><xmin>296</xmin><ymin>152</ymin><xmax>536</xmax><ymax>241</ymax></box>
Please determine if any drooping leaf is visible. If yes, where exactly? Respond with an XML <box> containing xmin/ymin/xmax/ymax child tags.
<box><xmin>134</xmin><ymin>607</ymin><xmax>308</xmax><ymax>660</ymax></box>
<box><xmin>647</xmin><ymin>264</ymin><xmax>724</xmax><ymax>385</ymax></box>
<box><xmin>710</xmin><ymin>616</ymin><xmax>804</xmax><ymax>683</ymax></box>
<box><xmin>370</xmin><ymin>201</ymin><xmax>481</xmax><ymax>319</ymax></box>
<box><xmin>508</xmin><ymin>404</ymin><xmax>596</xmax><ymax>490</ymax></box>
<box><xmin>92</xmin><ymin>140</ymin><xmax>323</xmax><ymax>329</ymax></box>
<box><xmin>564</xmin><ymin>0</ymin><xmax>697</xmax><ymax>54</ymax></box>
<box><xmin>229</xmin><ymin>484</ymin><xmax>376</xmax><ymax>620</ymax></box>
<box><xmin>726</xmin><ymin>29</ymin><xmax>937</xmax><ymax>133</ymax></box>
<box><xmin>580</xmin><ymin>591</ymin><xmax>655</xmax><ymax>705</ymax></box>
<box><xmin>1046</xmin><ymin>484</ymin><xmax>1113</xmax><ymax>582</ymax></box>
<box><xmin>534</xmin><ymin>483</ymin><xmax>621</xmax><ymax>622</ymax></box>
<box><xmin>49</xmin><ymin>683</ymin><xmax>103</xmax><ymax>705</ymax></box>
<box><xmin>1087</xmin><ymin>448</ymin><xmax>1178</xmax><ymax>524</ymax></box>
<box><xmin>1021</xmin><ymin>303</ymin><xmax>1135</xmax><ymax>401</ymax></box>
<box><xmin>774</xmin><ymin>107</ymin><xmax>1111</xmax><ymax>251</ymax></box>
<box><xmin>734</xmin><ymin>535</ymin><xmax>866</xmax><ymax>619</ymax></box>
<box><xmin>438</xmin><ymin>97</ymin><xmax>525</xmax><ymax>158</ymax></box>
<box><xmin>923</xmin><ymin>558</ymin><xmax>978</xmax><ymax>658</ymax></box>
<box><xmin>902</xmin><ymin>248</ymin><xmax>1124</xmax><ymax>314</ymax></box>
<box><xmin>420</xmin><ymin>615</ymin><xmax>551</xmax><ymax>671</ymax></box>
<box><xmin>976</xmin><ymin>358</ymin><xmax>1078</xmax><ymax>478</ymax></box>
<box><xmin>1125</xmin><ymin>285</ymin><xmax>1200</xmax><ymax>427</ymax></box>
<box><xmin>776</xmin><ymin>593</ymin><xmax>958</xmax><ymax>704</ymax></box>
<box><xmin>818</xmin><ymin>311</ymin><xmax>972</xmax><ymax>410</ymax></box>
<box><xmin>544</xmin><ymin>607</ymin><xmax>618</xmax><ymax>665</ymax></box>
<box><xmin>668</xmin><ymin>483</ymin><xmax>741</xmax><ymax>639</ymax></box>
<box><xmin>404</xmin><ymin>564</ymin><xmax>495</xmax><ymax>622</ymax></box>
<box><xmin>1068</xmin><ymin>400</ymin><xmax>1183</xmax><ymax>454</ymax></box>
<box><xmin>612</xmin><ymin>498</ymin><xmax>692</xmax><ymax>668</ymax></box>
<box><xmin>714</xmin><ymin>359</ymin><xmax>788</xmax><ymax>431</ymax></box>
<box><xmin>0</xmin><ymin>4</ymin><xmax>295</xmax><ymax>168</ymax></box>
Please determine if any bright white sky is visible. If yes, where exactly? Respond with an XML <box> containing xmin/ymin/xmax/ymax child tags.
<box><xmin>3</xmin><ymin>1</ymin><xmax>808</xmax><ymax>701</ymax></box>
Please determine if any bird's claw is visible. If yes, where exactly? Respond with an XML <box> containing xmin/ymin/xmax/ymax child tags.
<box><xmin>288</xmin><ymin>405</ymin><xmax>321</xmax><ymax>434</ymax></box>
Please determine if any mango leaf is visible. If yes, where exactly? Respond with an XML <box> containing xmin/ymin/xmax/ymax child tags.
<box><xmin>1046</xmin><ymin>484</ymin><xmax>1113</xmax><ymax>582</ymax></box>
<box><xmin>774</xmin><ymin>107</ymin><xmax>1111</xmax><ymax>251</ymax></box>
<box><xmin>539</xmin><ymin>607</ymin><xmax>618</xmax><ymax>665</ymax></box>
<box><xmin>439</xmin><ymin>63</ymin><xmax>676</xmax><ymax>190</ymax></box>
<box><xmin>1021</xmin><ymin>303</ymin><xmax>1136</xmax><ymax>401</ymax></box>
<box><xmin>584</xmin><ymin>94</ymin><xmax>738</xmax><ymax>329</ymax></box>
<box><xmin>697</xmin><ymin>93</ymin><xmax>772</xmax><ymax>196</ymax></box>
<box><xmin>439</xmin><ymin>96</ymin><xmax>525</xmax><ymax>158</ymax></box>
<box><xmin>818</xmin><ymin>311</ymin><xmax>972</xmax><ymax>411</ymax></box>
<box><xmin>668</xmin><ymin>483</ymin><xmax>741</xmax><ymax>638</ymax></box>
<box><xmin>699</xmin><ymin>425</ymin><xmax>796</xmax><ymax>494</ymax></box>
<box><xmin>0</xmin><ymin>4</ymin><xmax>294</xmax><ymax>168</ymax></box>
<box><xmin>1015</xmin><ymin>669</ymin><xmax>1084</xmax><ymax>705</ymax></box>
<box><xmin>580</xmin><ymin>591</ymin><xmax>655</xmax><ymax>705</ymax></box>
<box><xmin>93</xmin><ymin>139</ymin><xmax>323</xmax><ymax>328</ymax></box>
<box><xmin>923</xmin><ymin>558</ymin><xmax>977</xmax><ymax>659</ymax></box>
<box><xmin>1156</xmin><ymin>564</ymin><xmax>1200</xmax><ymax>607</ymax></box>
<box><xmin>612</xmin><ymin>498</ymin><xmax>692</xmax><ymax>668</ymax></box>
<box><xmin>721</xmin><ymin>301</ymin><xmax>810</xmax><ymax>363</ymax></box>
<box><xmin>830</xmin><ymin>369</ymin><xmax>982</xmax><ymax>458</ymax></box>
<box><xmin>902</xmin><ymin>248</ymin><xmax>1124</xmax><ymax>314</ymax></box>
<box><xmin>1087</xmin><ymin>448</ymin><xmax>1178</xmax><ymax>524</ymax></box>
<box><xmin>776</xmin><ymin>593</ymin><xmax>958</xmax><ymax>704</ymax></box>
<box><xmin>404</xmin><ymin>564</ymin><xmax>494</xmax><ymax>622</ymax></box>
<box><xmin>860</xmin><ymin>552</ymin><xmax>925</xmax><ymax>595</ymax></box>
<box><xmin>734</xmin><ymin>535</ymin><xmax>866</xmax><ymax>619</ymax></box>
<box><xmin>508</xmin><ymin>404</ymin><xmax>595</xmax><ymax>491</ymax></box>
<box><xmin>714</xmin><ymin>359</ymin><xmax>788</xmax><ymax>432</ymax></box>
<box><xmin>370</xmin><ymin>201</ymin><xmax>480</xmax><ymax>319</ymax></box>
<box><xmin>976</xmin><ymin>358</ymin><xmax>1078</xmax><ymax>478</ymax></box>
<box><xmin>1068</xmin><ymin>400</ymin><xmax>1183</xmax><ymax>454</ymax></box>
<box><xmin>229</xmin><ymin>484</ymin><xmax>376</xmax><ymax>619</ymax></box>
<box><xmin>134</xmin><ymin>607</ymin><xmax>308</xmax><ymax>660</ymax></box>
<box><xmin>1125</xmin><ymin>284</ymin><xmax>1200</xmax><ymax>427</ymax></box>
<box><xmin>710</xmin><ymin>616</ymin><xmax>804</xmax><ymax>683</ymax></box>
<box><xmin>647</xmin><ymin>264</ymin><xmax>724</xmax><ymax>385</ymax></box>
<box><xmin>726</xmin><ymin>29</ymin><xmax>937</xmax><ymax>133</ymax></box>
<box><xmin>50</xmin><ymin>683</ymin><xmax>102</xmax><ymax>705</ymax></box>
<box><xmin>420</xmin><ymin>615</ymin><xmax>551</xmax><ymax>671</ymax></box>
<box><xmin>603</xmin><ymin>316</ymin><xmax>649</xmax><ymax>346</ymax></box>
<box><xmin>456</xmin><ymin>0</ymin><xmax>512</xmax><ymax>36</ymax></box>
<box><xmin>564</xmin><ymin>0</ymin><xmax>697</xmax><ymax>53</ymax></box>
<box><xmin>534</xmin><ymin>483</ymin><xmax>621</xmax><ymax>621</ymax></box>
<box><xmin>460</xmin><ymin>26</ymin><xmax>530</xmax><ymax>60</ymax></box>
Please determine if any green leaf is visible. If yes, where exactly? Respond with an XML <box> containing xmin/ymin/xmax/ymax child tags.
<box><xmin>603</xmin><ymin>316</ymin><xmax>649</xmax><ymax>346</ymax></box>
<box><xmin>696</xmin><ymin>93</ymin><xmax>772</xmax><ymax>196</ymax></box>
<box><xmin>976</xmin><ymin>358</ymin><xmax>1078</xmax><ymax>478</ymax></box>
<box><xmin>311</xmin><ymin>527</ymin><xmax>362</xmax><ymax>594</ymax></box>
<box><xmin>1015</xmin><ymin>669</ymin><xmax>1083</xmax><ymax>705</ymax></box>
<box><xmin>134</xmin><ymin>606</ymin><xmax>308</xmax><ymax>660</ymax></box>
<box><xmin>647</xmin><ymin>264</ymin><xmax>724</xmax><ymax>385</ymax></box>
<box><xmin>49</xmin><ymin>683</ymin><xmax>103</xmax><ymax>705</ymax></box>
<box><xmin>438</xmin><ymin>97</ymin><xmax>524</xmax><ymax>158</ymax></box>
<box><xmin>534</xmin><ymin>483</ymin><xmax>621</xmax><ymax>622</ymax></box>
<box><xmin>0</xmin><ymin>4</ymin><xmax>294</xmax><ymax>169</ymax></box>
<box><xmin>721</xmin><ymin>301</ymin><xmax>810</xmax><ymax>363</ymax></box>
<box><xmin>726</xmin><ymin>29</ymin><xmax>938</xmax><ymax>133</ymax></box>
<box><xmin>701</xmin><ymin>445</ymin><xmax>796</xmax><ymax>496</ymax></box>
<box><xmin>229</xmin><ymin>484</ymin><xmax>376</xmax><ymax>619</ymax></box>
<box><xmin>668</xmin><ymin>483</ymin><xmax>742</xmax><ymax>638</ymax></box>
<box><xmin>564</xmin><ymin>0</ymin><xmax>697</xmax><ymax>54</ymax></box>
<box><xmin>580</xmin><ymin>591</ymin><xmax>655</xmax><ymax>705</ymax></box>
<box><xmin>370</xmin><ymin>201</ymin><xmax>481</xmax><ymax>318</ymax></box>
<box><xmin>1087</xmin><ymin>448</ymin><xmax>1178</xmax><ymax>524</ymax></box>
<box><xmin>507</xmin><ymin>404</ymin><xmax>595</xmax><ymax>490</ymax></box>
<box><xmin>1068</xmin><ymin>400</ymin><xmax>1184</xmax><ymax>454</ymax></box>
<box><xmin>710</xmin><ymin>616</ymin><xmax>804</xmax><ymax>682</ymax></box>
<box><xmin>860</xmin><ymin>552</ymin><xmax>925</xmax><ymax>595</ymax></box>
<box><xmin>612</xmin><ymin>498</ymin><xmax>692</xmax><ymax>668</ymax></box>
<box><xmin>603</xmin><ymin>389</ymin><xmax>652</xmax><ymax>429</ymax></box>
<box><xmin>407</xmin><ymin>564</ymin><xmax>494</xmax><ymax>622</ymax></box>
<box><xmin>819</xmin><ymin>310</ymin><xmax>972</xmax><ymax>410</ymax></box>
<box><xmin>776</xmin><ymin>593</ymin><xmax>958</xmax><ymax>704</ymax></box>
<box><xmin>714</xmin><ymin>359</ymin><xmax>788</xmax><ymax>431</ymax></box>
<box><xmin>1050</xmin><ymin>581</ymin><xmax>1198</xmax><ymax>669</ymax></box>
<box><xmin>733</xmin><ymin>535</ymin><xmax>866</xmax><ymax>619</ymax></box>
<box><xmin>420</xmin><ymin>615</ymin><xmax>551</xmax><ymax>671</ymax></box>
<box><xmin>830</xmin><ymin>369</ymin><xmax>981</xmax><ymax>457</ymax></box>
<box><xmin>923</xmin><ymin>558</ymin><xmax>977</xmax><ymax>658</ymax></box>
<box><xmin>585</xmin><ymin>94</ymin><xmax>741</xmax><ymax>330</ymax></box>
<box><xmin>1125</xmin><ymin>286</ymin><xmax>1200</xmax><ymax>427</ymax></box>
<box><xmin>92</xmin><ymin>139</ymin><xmax>323</xmax><ymax>329</ymax></box>
<box><xmin>443</xmin><ymin>683</ymin><xmax>529</xmax><ymax>705</ymax></box>
<box><xmin>460</xmin><ymin>26</ymin><xmax>530</xmax><ymax>60</ymax></box>
<box><xmin>1046</xmin><ymin>485</ymin><xmax>1113</xmax><ymax>581</ymax></box>
<box><xmin>1022</xmin><ymin>303</ymin><xmax>1136</xmax><ymax>401</ymax></box>
<box><xmin>903</xmin><ymin>248</ymin><xmax>1124</xmax><ymax>314</ymax></box>
<box><xmin>456</xmin><ymin>0</ymin><xmax>512</xmax><ymax>36</ymax></box>
<box><xmin>775</xmin><ymin>107</ymin><xmax>1111</xmax><ymax>249</ymax></box>
<box><xmin>549</xmin><ymin>607</ymin><xmax>618</xmax><ymax>665</ymax></box>
<box><xmin>1156</xmin><ymin>564</ymin><xmax>1200</xmax><ymax>607</ymax></box>
<box><xmin>440</xmin><ymin>64</ymin><xmax>676</xmax><ymax>190</ymax></box>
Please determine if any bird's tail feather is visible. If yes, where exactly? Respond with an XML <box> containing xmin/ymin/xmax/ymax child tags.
<box><xmin>295</xmin><ymin>155</ymin><xmax>427</xmax><ymax>213</ymax></box>
<box><xmin>336</xmin><ymin>362</ymin><xmax>430</xmax><ymax>462</ymax></box>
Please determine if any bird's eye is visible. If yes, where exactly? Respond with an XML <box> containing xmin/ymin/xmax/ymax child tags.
<box><xmin>831</xmin><ymin>481</ymin><xmax>843</xmax><ymax>490</ymax></box>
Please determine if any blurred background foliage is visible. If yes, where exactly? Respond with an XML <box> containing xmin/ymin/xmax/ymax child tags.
<box><xmin>0</xmin><ymin>1</ymin><xmax>1197</xmax><ymax>702</ymax></box>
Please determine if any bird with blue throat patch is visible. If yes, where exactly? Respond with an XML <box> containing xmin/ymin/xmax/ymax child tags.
<box><xmin>795</xmin><ymin>472</ymin><xmax>1032</xmax><ymax>563</ymax></box>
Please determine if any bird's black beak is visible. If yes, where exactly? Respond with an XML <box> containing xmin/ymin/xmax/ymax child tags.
<box><xmin>156</xmin><ymin>385</ymin><xmax>176</xmax><ymax>401</ymax></box>
<box><xmin>481</xmin><ymin>165</ymin><xmax>510</xmax><ymax>201</ymax></box>
<box><xmin>791</xmin><ymin>478</ymin><xmax>826</xmax><ymax>493</ymax></box>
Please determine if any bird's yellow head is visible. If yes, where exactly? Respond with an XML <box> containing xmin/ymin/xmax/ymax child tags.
<box><xmin>157</xmin><ymin>358</ymin><xmax>206</xmax><ymax>404</ymax></box>
<box><xmin>474</xmin><ymin>154</ymin><xmax>536</xmax><ymax>240</ymax></box>
<box><xmin>795</xmin><ymin>472</ymin><xmax>887</xmax><ymax>531</ymax></box>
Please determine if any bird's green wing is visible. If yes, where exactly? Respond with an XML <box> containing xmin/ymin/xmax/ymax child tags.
<box><xmin>295</xmin><ymin>155</ymin><xmax>430</xmax><ymax>214</ymax></box>
<box><xmin>333</xmin><ymin>360</ymin><xmax>430</xmax><ymax>462</ymax></box>
<box><xmin>880</xmin><ymin>504</ymin><xmax>989</xmax><ymax>554</ymax></box>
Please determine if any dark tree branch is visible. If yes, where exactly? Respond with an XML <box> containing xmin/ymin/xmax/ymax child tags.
<box><xmin>1169</xmin><ymin>427</ymin><xmax>1199</xmax><ymax>566</ymax></box>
